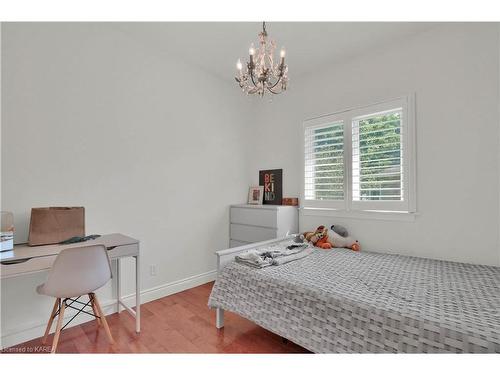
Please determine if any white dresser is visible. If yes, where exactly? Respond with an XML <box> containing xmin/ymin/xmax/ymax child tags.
<box><xmin>229</xmin><ymin>204</ymin><xmax>299</xmax><ymax>247</ymax></box>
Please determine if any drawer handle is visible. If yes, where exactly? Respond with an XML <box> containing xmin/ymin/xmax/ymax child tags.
<box><xmin>1</xmin><ymin>258</ymin><xmax>32</xmax><ymax>265</ymax></box>
<box><xmin>107</xmin><ymin>246</ymin><xmax>117</xmax><ymax>250</ymax></box>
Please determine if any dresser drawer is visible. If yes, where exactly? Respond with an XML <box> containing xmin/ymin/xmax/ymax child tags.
<box><xmin>230</xmin><ymin>224</ymin><xmax>278</xmax><ymax>243</ymax></box>
<box><xmin>230</xmin><ymin>207</ymin><xmax>277</xmax><ymax>228</ymax></box>
<box><xmin>1</xmin><ymin>255</ymin><xmax>57</xmax><ymax>278</ymax></box>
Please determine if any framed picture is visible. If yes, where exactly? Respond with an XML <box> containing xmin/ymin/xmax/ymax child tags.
<box><xmin>259</xmin><ymin>169</ymin><xmax>283</xmax><ymax>205</ymax></box>
<box><xmin>247</xmin><ymin>186</ymin><xmax>264</xmax><ymax>205</ymax></box>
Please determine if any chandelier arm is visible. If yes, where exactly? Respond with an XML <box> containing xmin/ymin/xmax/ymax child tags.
<box><xmin>249</xmin><ymin>69</ymin><xmax>259</xmax><ymax>88</ymax></box>
<box><xmin>267</xmin><ymin>86</ymin><xmax>282</xmax><ymax>95</ymax></box>
<box><xmin>267</xmin><ymin>75</ymin><xmax>283</xmax><ymax>90</ymax></box>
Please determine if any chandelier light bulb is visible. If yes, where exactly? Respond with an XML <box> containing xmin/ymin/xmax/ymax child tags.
<box><xmin>236</xmin><ymin>59</ymin><xmax>243</xmax><ymax>71</ymax></box>
<box><xmin>280</xmin><ymin>48</ymin><xmax>286</xmax><ymax>58</ymax></box>
<box><xmin>249</xmin><ymin>44</ymin><xmax>255</xmax><ymax>56</ymax></box>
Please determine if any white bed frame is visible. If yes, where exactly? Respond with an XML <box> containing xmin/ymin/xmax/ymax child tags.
<box><xmin>213</xmin><ymin>235</ymin><xmax>295</xmax><ymax>328</ymax></box>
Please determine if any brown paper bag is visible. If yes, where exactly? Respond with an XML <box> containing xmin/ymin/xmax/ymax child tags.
<box><xmin>28</xmin><ymin>207</ymin><xmax>85</xmax><ymax>246</ymax></box>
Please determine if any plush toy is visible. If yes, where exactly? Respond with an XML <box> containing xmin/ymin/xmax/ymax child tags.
<box><xmin>330</xmin><ymin>224</ymin><xmax>348</xmax><ymax>237</ymax></box>
<box><xmin>327</xmin><ymin>229</ymin><xmax>360</xmax><ymax>251</ymax></box>
<box><xmin>301</xmin><ymin>225</ymin><xmax>331</xmax><ymax>249</ymax></box>
<box><xmin>302</xmin><ymin>225</ymin><xmax>360</xmax><ymax>251</ymax></box>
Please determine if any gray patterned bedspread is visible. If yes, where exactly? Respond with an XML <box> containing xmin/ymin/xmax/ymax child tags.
<box><xmin>208</xmin><ymin>244</ymin><xmax>500</xmax><ymax>353</ymax></box>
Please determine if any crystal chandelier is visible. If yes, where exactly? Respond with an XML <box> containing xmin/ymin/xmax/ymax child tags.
<box><xmin>235</xmin><ymin>22</ymin><xmax>288</xmax><ymax>97</ymax></box>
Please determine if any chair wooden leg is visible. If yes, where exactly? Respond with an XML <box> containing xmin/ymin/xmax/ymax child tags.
<box><xmin>89</xmin><ymin>294</ymin><xmax>101</xmax><ymax>326</ymax></box>
<box><xmin>42</xmin><ymin>298</ymin><xmax>60</xmax><ymax>344</ymax></box>
<box><xmin>91</xmin><ymin>293</ymin><xmax>114</xmax><ymax>344</ymax></box>
<box><xmin>51</xmin><ymin>299</ymin><xmax>66</xmax><ymax>354</ymax></box>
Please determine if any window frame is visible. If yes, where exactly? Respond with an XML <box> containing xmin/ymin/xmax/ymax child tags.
<box><xmin>302</xmin><ymin>95</ymin><xmax>416</xmax><ymax>214</ymax></box>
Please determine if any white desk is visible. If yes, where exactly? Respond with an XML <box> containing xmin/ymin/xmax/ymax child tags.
<box><xmin>0</xmin><ymin>233</ymin><xmax>141</xmax><ymax>333</ymax></box>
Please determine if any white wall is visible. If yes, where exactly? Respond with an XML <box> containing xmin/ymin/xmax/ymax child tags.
<box><xmin>0</xmin><ymin>23</ymin><xmax>254</xmax><ymax>347</ymax></box>
<box><xmin>248</xmin><ymin>24</ymin><xmax>500</xmax><ymax>266</ymax></box>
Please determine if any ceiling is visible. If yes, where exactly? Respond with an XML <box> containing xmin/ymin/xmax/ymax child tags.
<box><xmin>115</xmin><ymin>22</ymin><xmax>438</xmax><ymax>81</ymax></box>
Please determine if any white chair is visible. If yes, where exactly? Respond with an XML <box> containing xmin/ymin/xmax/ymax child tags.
<box><xmin>37</xmin><ymin>244</ymin><xmax>115</xmax><ymax>353</ymax></box>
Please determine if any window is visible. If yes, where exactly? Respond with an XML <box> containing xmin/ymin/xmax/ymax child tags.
<box><xmin>304</xmin><ymin>120</ymin><xmax>345</xmax><ymax>204</ymax></box>
<box><xmin>303</xmin><ymin>96</ymin><xmax>415</xmax><ymax>213</ymax></box>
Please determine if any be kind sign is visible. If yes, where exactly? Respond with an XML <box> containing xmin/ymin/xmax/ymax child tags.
<box><xmin>259</xmin><ymin>169</ymin><xmax>283</xmax><ymax>205</ymax></box>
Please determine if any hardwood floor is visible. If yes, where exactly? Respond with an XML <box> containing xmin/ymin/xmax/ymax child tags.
<box><xmin>3</xmin><ymin>282</ymin><xmax>309</xmax><ymax>354</ymax></box>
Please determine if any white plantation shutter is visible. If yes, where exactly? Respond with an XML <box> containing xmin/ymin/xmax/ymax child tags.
<box><xmin>352</xmin><ymin>109</ymin><xmax>403</xmax><ymax>201</ymax></box>
<box><xmin>303</xmin><ymin>96</ymin><xmax>415</xmax><ymax>213</ymax></box>
<box><xmin>304</xmin><ymin>120</ymin><xmax>345</xmax><ymax>209</ymax></box>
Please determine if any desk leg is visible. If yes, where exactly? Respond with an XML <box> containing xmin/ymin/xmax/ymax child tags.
<box><xmin>134</xmin><ymin>254</ymin><xmax>141</xmax><ymax>333</ymax></box>
<box><xmin>116</xmin><ymin>258</ymin><xmax>121</xmax><ymax>313</ymax></box>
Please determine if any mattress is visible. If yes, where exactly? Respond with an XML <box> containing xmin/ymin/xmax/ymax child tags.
<box><xmin>208</xmin><ymin>243</ymin><xmax>500</xmax><ymax>353</ymax></box>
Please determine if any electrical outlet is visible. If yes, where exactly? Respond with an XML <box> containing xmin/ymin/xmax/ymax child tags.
<box><xmin>150</xmin><ymin>265</ymin><xmax>157</xmax><ymax>276</ymax></box>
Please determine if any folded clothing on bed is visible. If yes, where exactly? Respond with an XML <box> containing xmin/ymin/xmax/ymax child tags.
<box><xmin>235</xmin><ymin>242</ymin><xmax>313</xmax><ymax>268</ymax></box>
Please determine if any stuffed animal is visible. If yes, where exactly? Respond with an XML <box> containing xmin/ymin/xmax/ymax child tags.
<box><xmin>301</xmin><ymin>225</ymin><xmax>331</xmax><ymax>249</ymax></box>
<box><xmin>302</xmin><ymin>225</ymin><xmax>360</xmax><ymax>251</ymax></box>
<box><xmin>330</xmin><ymin>224</ymin><xmax>348</xmax><ymax>237</ymax></box>
<box><xmin>327</xmin><ymin>229</ymin><xmax>360</xmax><ymax>251</ymax></box>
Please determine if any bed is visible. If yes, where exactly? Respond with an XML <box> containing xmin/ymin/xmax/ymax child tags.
<box><xmin>208</xmin><ymin>237</ymin><xmax>500</xmax><ymax>353</ymax></box>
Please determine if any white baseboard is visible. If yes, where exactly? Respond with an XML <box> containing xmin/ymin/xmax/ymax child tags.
<box><xmin>0</xmin><ymin>269</ymin><xmax>217</xmax><ymax>349</ymax></box>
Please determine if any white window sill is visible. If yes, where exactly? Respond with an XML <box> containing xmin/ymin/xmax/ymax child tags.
<box><xmin>300</xmin><ymin>207</ymin><xmax>417</xmax><ymax>222</ymax></box>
